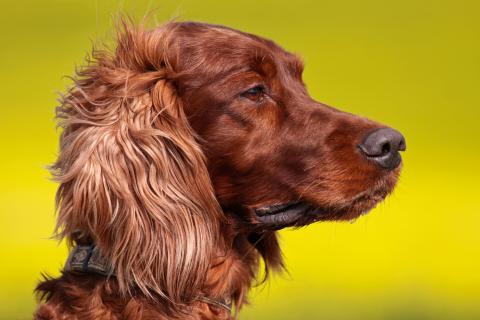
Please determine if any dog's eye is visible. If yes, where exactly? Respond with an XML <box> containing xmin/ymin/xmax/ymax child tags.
<box><xmin>242</xmin><ymin>85</ymin><xmax>265</xmax><ymax>102</ymax></box>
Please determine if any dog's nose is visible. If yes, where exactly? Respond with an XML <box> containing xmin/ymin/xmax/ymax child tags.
<box><xmin>358</xmin><ymin>128</ymin><xmax>406</xmax><ymax>170</ymax></box>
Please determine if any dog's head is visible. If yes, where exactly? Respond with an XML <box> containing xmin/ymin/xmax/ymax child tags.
<box><xmin>52</xmin><ymin>21</ymin><xmax>404</xmax><ymax>308</ymax></box>
<box><xmin>172</xmin><ymin>22</ymin><xmax>405</xmax><ymax>229</ymax></box>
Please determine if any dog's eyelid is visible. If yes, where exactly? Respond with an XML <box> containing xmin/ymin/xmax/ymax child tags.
<box><xmin>240</xmin><ymin>84</ymin><xmax>268</xmax><ymax>103</ymax></box>
<box><xmin>245</xmin><ymin>84</ymin><xmax>265</xmax><ymax>94</ymax></box>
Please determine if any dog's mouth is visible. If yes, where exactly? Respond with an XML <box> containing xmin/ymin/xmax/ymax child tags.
<box><xmin>254</xmin><ymin>201</ymin><xmax>344</xmax><ymax>230</ymax></box>
<box><xmin>255</xmin><ymin>202</ymin><xmax>313</xmax><ymax>226</ymax></box>
<box><xmin>253</xmin><ymin>182</ymin><xmax>394</xmax><ymax>230</ymax></box>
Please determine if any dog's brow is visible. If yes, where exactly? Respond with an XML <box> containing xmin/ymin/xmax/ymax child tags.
<box><xmin>285</xmin><ymin>54</ymin><xmax>304</xmax><ymax>78</ymax></box>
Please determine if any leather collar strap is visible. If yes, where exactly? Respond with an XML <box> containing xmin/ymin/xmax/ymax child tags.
<box><xmin>65</xmin><ymin>245</ymin><xmax>114</xmax><ymax>276</ymax></box>
<box><xmin>64</xmin><ymin>245</ymin><xmax>232</xmax><ymax>313</ymax></box>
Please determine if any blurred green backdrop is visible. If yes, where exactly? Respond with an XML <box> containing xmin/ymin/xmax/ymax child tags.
<box><xmin>1</xmin><ymin>0</ymin><xmax>479</xmax><ymax>319</ymax></box>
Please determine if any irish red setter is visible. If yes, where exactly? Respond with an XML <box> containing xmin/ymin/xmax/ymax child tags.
<box><xmin>35</xmin><ymin>20</ymin><xmax>405</xmax><ymax>319</ymax></box>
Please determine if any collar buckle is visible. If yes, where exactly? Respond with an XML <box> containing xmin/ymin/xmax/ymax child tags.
<box><xmin>64</xmin><ymin>245</ymin><xmax>114</xmax><ymax>276</ymax></box>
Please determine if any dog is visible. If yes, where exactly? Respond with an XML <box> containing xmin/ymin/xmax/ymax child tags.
<box><xmin>35</xmin><ymin>20</ymin><xmax>405</xmax><ymax>319</ymax></box>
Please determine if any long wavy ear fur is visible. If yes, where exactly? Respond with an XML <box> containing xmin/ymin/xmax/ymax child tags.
<box><xmin>50</xmin><ymin>21</ymin><xmax>223</xmax><ymax>308</ymax></box>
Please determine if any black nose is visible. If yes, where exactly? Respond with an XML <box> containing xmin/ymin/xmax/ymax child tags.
<box><xmin>358</xmin><ymin>128</ymin><xmax>406</xmax><ymax>170</ymax></box>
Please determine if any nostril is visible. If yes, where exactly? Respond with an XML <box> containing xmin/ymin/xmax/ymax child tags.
<box><xmin>380</xmin><ymin>142</ymin><xmax>391</xmax><ymax>156</ymax></box>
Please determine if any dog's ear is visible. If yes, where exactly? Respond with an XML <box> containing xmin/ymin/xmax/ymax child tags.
<box><xmin>51</xmin><ymin>22</ymin><xmax>223</xmax><ymax>306</ymax></box>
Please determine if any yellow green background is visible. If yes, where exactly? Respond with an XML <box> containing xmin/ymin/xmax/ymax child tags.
<box><xmin>1</xmin><ymin>0</ymin><xmax>479</xmax><ymax>319</ymax></box>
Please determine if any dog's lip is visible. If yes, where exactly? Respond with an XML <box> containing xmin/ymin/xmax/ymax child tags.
<box><xmin>254</xmin><ymin>201</ymin><xmax>302</xmax><ymax>217</ymax></box>
<box><xmin>254</xmin><ymin>202</ymin><xmax>312</xmax><ymax>226</ymax></box>
<box><xmin>254</xmin><ymin>202</ymin><xmax>334</xmax><ymax>228</ymax></box>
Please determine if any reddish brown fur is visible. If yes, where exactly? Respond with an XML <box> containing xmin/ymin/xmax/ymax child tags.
<box><xmin>35</xmin><ymin>20</ymin><xmax>401</xmax><ymax>319</ymax></box>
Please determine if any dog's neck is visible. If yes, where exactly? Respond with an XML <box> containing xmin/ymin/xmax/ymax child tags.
<box><xmin>62</xmin><ymin>244</ymin><xmax>243</xmax><ymax>314</ymax></box>
<box><xmin>37</xmin><ymin>226</ymin><xmax>282</xmax><ymax>319</ymax></box>
<box><xmin>60</xmin><ymin>226</ymin><xmax>272</xmax><ymax>316</ymax></box>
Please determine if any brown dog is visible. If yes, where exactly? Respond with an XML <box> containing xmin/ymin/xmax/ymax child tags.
<box><xmin>35</xmin><ymin>21</ymin><xmax>405</xmax><ymax>319</ymax></box>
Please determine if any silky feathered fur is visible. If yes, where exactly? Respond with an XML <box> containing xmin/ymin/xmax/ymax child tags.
<box><xmin>35</xmin><ymin>19</ymin><xmax>402</xmax><ymax>320</ymax></box>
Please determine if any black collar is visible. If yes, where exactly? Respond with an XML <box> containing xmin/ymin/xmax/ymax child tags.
<box><xmin>64</xmin><ymin>245</ymin><xmax>114</xmax><ymax>276</ymax></box>
<box><xmin>64</xmin><ymin>245</ymin><xmax>232</xmax><ymax>313</ymax></box>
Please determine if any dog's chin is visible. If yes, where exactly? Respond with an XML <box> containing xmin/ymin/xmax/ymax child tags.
<box><xmin>254</xmin><ymin>177</ymin><xmax>398</xmax><ymax>230</ymax></box>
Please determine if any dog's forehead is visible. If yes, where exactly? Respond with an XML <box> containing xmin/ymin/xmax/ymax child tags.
<box><xmin>174</xmin><ymin>22</ymin><xmax>304</xmax><ymax>80</ymax></box>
